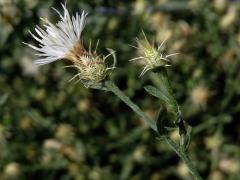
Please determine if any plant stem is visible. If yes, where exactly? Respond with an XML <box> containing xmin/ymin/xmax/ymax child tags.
<box><xmin>163</xmin><ymin>136</ymin><xmax>203</xmax><ymax>180</ymax></box>
<box><xmin>158</xmin><ymin>68</ymin><xmax>178</xmax><ymax>110</ymax></box>
<box><xmin>156</xmin><ymin>68</ymin><xmax>187</xmax><ymax>143</ymax></box>
<box><xmin>105</xmin><ymin>81</ymin><xmax>157</xmax><ymax>132</ymax></box>
<box><xmin>105</xmin><ymin>80</ymin><xmax>203</xmax><ymax>180</ymax></box>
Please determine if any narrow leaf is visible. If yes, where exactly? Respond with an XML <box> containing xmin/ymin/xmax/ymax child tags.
<box><xmin>144</xmin><ymin>85</ymin><xmax>171</xmax><ymax>104</ymax></box>
<box><xmin>156</xmin><ymin>105</ymin><xmax>168</xmax><ymax>135</ymax></box>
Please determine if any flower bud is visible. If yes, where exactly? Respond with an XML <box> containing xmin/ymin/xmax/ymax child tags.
<box><xmin>130</xmin><ymin>32</ymin><xmax>178</xmax><ymax>76</ymax></box>
<box><xmin>70</xmin><ymin>50</ymin><xmax>108</xmax><ymax>82</ymax></box>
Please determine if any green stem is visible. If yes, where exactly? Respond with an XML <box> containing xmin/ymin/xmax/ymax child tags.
<box><xmin>105</xmin><ymin>81</ymin><xmax>157</xmax><ymax>132</ymax></box>
<box><xmin>105</xmin><ymin>80</ymin><xmax>203</xmax><ymax>180</ymax></box>
<box><xmin>158</xmin><ymin>68</ymin><xmax>178</xmax><ymax>108</ymax></box>
<box><xmin>153</xmin><ymin>68</ymin><xmax>178</xmax><ymax>114</ymax></box>
<box><xmin>163</xmin><ymin>136</ymin><xmax>203</xmax><ymax>180</ymax></box>
<box><xmin>157</xmin><ymin>68</ymin><xmax>187</xmax><ymax>137</ymax></box>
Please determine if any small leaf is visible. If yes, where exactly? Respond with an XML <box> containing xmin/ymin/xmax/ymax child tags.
<box><xmin>144</xmin><ymin>85</ymin><xmax>171</xmax><ymax>105</ymax></box>
<box><xmin>145</xmin><ymin>85</ymin><xmax>178</xmax><ymax>115</ymax></box>
<box><xmin>156</xmin><ymin>106</ymin><xmax>177</xmax><ymax>136</ymax></box>
<box><xmin>180</xmin><ymin>126</ymin><xmax>192</xmax><ymax>152</ymax></box>
<box><xmin>156</xmin><ymin>105</ymin><xmax>168</xmax><ymax>135</ymax></box>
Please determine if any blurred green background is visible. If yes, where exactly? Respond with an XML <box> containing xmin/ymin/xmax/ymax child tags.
<box><xmin>1</xmin><ymin>0</ymin><xmax>240</xmax><ymax>179</ymax></box>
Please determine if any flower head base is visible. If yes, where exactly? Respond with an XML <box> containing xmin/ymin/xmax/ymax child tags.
<box><xmin>68</xmin><ymin>45</ymin><xmax>116</xmax><ymax>83</ymax></box>
<box><xmin>24</xmin><ymin>3</ymin><xmax>116</xmax><ymax>84</ymax></box>
<box><xmin>130</xmin><ymin>32</ymin><xmax>179</xmax><ymax>76</ymax></box>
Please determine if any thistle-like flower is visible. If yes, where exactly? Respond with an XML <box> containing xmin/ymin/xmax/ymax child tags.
<box><xmin>130</xmin><ymin>32</ymin><xmax>178</xmax><ymax>76</ymax></box>
<box><xmin>24</xmin><ymin>3</ymin><xmax>115</xmax><ymax>83</ymax></box>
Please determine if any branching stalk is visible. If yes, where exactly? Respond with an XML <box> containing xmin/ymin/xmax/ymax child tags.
<box><xmin>105</xmin><ymin>80</ymin><xmax>203</xmax><ymax>180</ymax></box>
<box><xmin>105</xmin><ymin>81</ymin><xmax>157</xmax><ymax>132</ymax></box>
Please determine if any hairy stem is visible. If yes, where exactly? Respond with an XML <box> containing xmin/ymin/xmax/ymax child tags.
<box><xmin>158</xmin><ymin>68</ymin><xmax>187</xmax><ymax>135</ymax></box>
<box><xmin>105</xmin><ymin>81</ymin><xmax>157</xmax><ymax>132</ymax></box>
<box><xmin>163</xmin><ymin>136</ymin><xmax>203</xmax><ymax>180</ymax></box>
<box><xmin>105</xmin><ymin>80</ymin><xmax>203</xmax><ymax>180</ymax></box>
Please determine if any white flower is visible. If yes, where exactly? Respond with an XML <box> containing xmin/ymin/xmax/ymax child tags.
<box><xmin>24</xmin><ymin>3</ymin><xmax>116</xmax><ymax>83</ymax></box>
<box><xmin>24</xmin><ymin>3</ymin><xmax>87</xmax><ymax>65</ymax></box>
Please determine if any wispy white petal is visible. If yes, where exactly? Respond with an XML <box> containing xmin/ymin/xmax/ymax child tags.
<box><xmin>25</xmin><ymin>3</ymin><xmax>88</xmax><ymax>66</ymax></box>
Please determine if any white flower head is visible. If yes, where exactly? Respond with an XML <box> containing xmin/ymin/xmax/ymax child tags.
<box><xmin>24</xmin><ymin>3</ymin><xmax>116</xmax><ymax>83</ymax></box>
<box><xmin>130</xmin><ymin>32</ymin><xmax>179</xmax><ymax>76</ymax></box>
<box><xmin>24</xmin><ymin>3</ymin><xmax>87</xmax><ymax>65</ymax></box>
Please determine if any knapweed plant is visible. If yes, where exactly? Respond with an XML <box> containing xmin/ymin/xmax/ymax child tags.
<box><xmin>24</xmin><ymin>3</ymin><xmax>116</xmax><ymax>85</ymax></box>
<box><xmin>24</xmin><ymin>3</ymin><xmax>203</xmax><ymax>180</ymax></box>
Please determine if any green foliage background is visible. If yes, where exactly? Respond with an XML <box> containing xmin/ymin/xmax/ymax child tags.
<box><xmin>0</xmin><ymin>0</ymin><xmax>240</xmax><ymax>179</ymax></box>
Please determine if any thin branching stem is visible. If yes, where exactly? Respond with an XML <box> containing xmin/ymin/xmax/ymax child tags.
<box><xmin>105</xmin><ymin>81</ymin><xmax>157</xmax><ymax>132</ymax></box>
<box><xmin>163</xmin><ymin>136</ymin><xmax>203</xmax><ymax>180</ymax></box>
<box><xmin>105</xmin><ymin>80</ymin><xmax>203</xmax><ymax>180</ymax></box>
